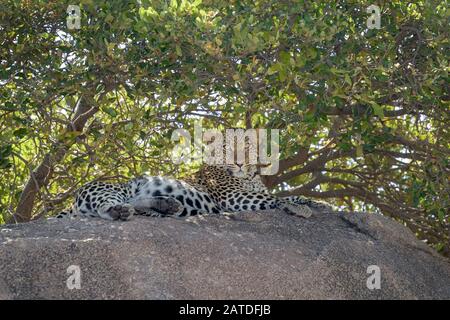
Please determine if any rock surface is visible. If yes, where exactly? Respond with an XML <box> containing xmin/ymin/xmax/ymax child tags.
<box><xmin>0</xmin><ymin>210</ymin><xmax>449</xmax><ymax>299</ymax></box>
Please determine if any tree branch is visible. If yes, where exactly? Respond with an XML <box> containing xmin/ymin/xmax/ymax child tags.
<box><xmin>8</xmin><ymin>93</ymin><xmax>103</xmax><ymax>223</ymax></box>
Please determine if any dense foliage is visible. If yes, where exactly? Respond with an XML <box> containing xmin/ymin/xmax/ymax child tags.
<box><xmin>0</xmin><ymin>0</ymin><xmax>448</xmax><ymax>255</ymax></box>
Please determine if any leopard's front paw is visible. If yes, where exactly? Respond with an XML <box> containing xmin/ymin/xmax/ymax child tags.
<box><xmin>132</xmin><ymin>196</ymin><xmax>184</xmax><ymax>216</ymax></box>
<box><xmin>282</xmin><ymin>203</ymin><xmax>313</xmax><ymax>218</ymax></box>
<box><xmin>106</xmin><ymin>204</ymin><xmax>135</xmax><ymax>221</ymax></box>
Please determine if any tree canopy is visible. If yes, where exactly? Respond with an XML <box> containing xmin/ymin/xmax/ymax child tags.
<box><xmin>0</xmin><ymin>0</ymin><xmax>448</xmax><ymax>255</ymax></box>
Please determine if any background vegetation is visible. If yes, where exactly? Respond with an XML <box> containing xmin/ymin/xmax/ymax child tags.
<box><xmin>0</xmin><ymin>0</ymin><xmax>448</xmax><ymax>255</ymax></box>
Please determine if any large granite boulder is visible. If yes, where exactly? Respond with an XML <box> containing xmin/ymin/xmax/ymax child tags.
<box><xmin>1</xmin><ymin>210</ymin><xmax>449</xmax><ymax>299</ymax></box>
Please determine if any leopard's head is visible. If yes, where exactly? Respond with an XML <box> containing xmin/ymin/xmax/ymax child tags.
<box><xmin>223</xmin><ymin>163</ymin><xmax>258</xmax><ymax>178</ymax></box>
<box><xmin>205</xmin><ymin>128</ymin><xmax>269</xmax><ymax>189</ymax></box>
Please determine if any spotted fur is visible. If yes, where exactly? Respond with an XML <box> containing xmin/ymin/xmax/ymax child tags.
<box><xmin>56</xmin><ymin>162</ymin><xmax>332</xmax><ymax>221</ymax></box>
<box><xmin>57</xmin><ymin>130</ymin><xmax>333</xmax><ymax>220</ymax></box>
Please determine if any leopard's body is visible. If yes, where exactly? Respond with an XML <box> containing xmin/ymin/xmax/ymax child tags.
<box><xmin>56</xmin><ymin>163</ymin><xmax>333</xmax><ymax>221</ymax></box>
<box><xmin>57</xmin><ymin>127</ymin><xmax>333</xmax><ymax>220</ymax></box>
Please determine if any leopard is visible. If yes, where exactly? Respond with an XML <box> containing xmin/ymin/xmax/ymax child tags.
<box><xmin>56</xmin><ymin>131</ymin><xmax>333</xmax><ymax>221</ymax></box>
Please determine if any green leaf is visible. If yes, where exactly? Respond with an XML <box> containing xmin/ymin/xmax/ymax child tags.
<box><xmin>267</xmin><ymin>64</ymin><xmax>279</xmax><ymax>75</ymax></box>
<box><xmin>0</xmin><ymin>145</ymin><xmax>13</xmax><ymax>169</ymax></box>
<box><xmin>371</xmin><ymin>103</ymin><xmax>384</xmax><ymax>118</ymax></box>
<box><xmin>3</xmin><ymin>102</ymin><xmax>16</xmax><ymax>111</ymax></box>
<box><xmin>356</xmin><ymin>144</ymin><xmax>364</xmax><ymax>157</ymax></box>
<box><xmin>176</xmin><ymin>45</ymin><xmax>182</xmax><ymax>57</ymax></box>
<box><xmin>102</xmin><ymin>107</ymin><xmax>118</xmax><ymax>118</ymax></box>
<box><xmin>13</xmin><ymin>128</ymin><xmax>28</xmax><ymax>138</ymax></box>
<box><xmin>0</xmin><ymin>145</ymin><xmax>12</xmax><ymax>158</ymax></box>
<box><xmin>0</xmin><ymin>159</ymin><xmax>12</xmax><ymax>170</ymax></box>
<box><xmin>278</xmin><ymin>68</ymin><xmax>287</xmax><ymax>82</ymax></box>
<box><xmin>437</xmin><ymin>209</ymin><xmax>445</xmax><ymax>222</ymax></box>
<box><xmin>170</xmin><ymin>0</ymin><xmax>178</xmax><ymax>9</ymax></box>
<box><xmin>344</xmin><ymin>74</ymin><xmax>352</xmax><ymax>85</ymax></box>
<box><xmin>279</xmin><ymin>51</ymin><xmax>291</xmax><ymax>65</ymax></box>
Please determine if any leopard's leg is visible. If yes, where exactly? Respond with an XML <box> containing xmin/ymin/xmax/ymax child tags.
<box><xmin>55</xmin><ymin>207</ymin><xmax>74</xmax><ymax>219</ymax></box>
<box><xmin>130</xmin><ymin>196</ymin><xmax>184</xmax><ymax>217</ymax></box>
<box><xmin>132</xmin><ymin>176</ymin><xmax>222</xmax><ymax>217</ymax></box>
<box><xmin>283</xmin><ymin>195</ymin><xmax>334</xmax><ymax>212</ymax></box>
<box><xmin>72</xmin><ymin>181</ymin><xmax>133</xmax><ymax>221</ymax></box>
<box><xmin>219</xmin><ymin>191</ymin><xmax>313</xmax><ymax>218</ymax></box>
<box><xmin>278</xmin><ymin>201</ymin><xmax>313</xmax><ymax>218</ymax></box>
<box><xmin>97</xmin><ymin>201</ymin><xmax>135</xmax><ymax>221</ymax></box>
